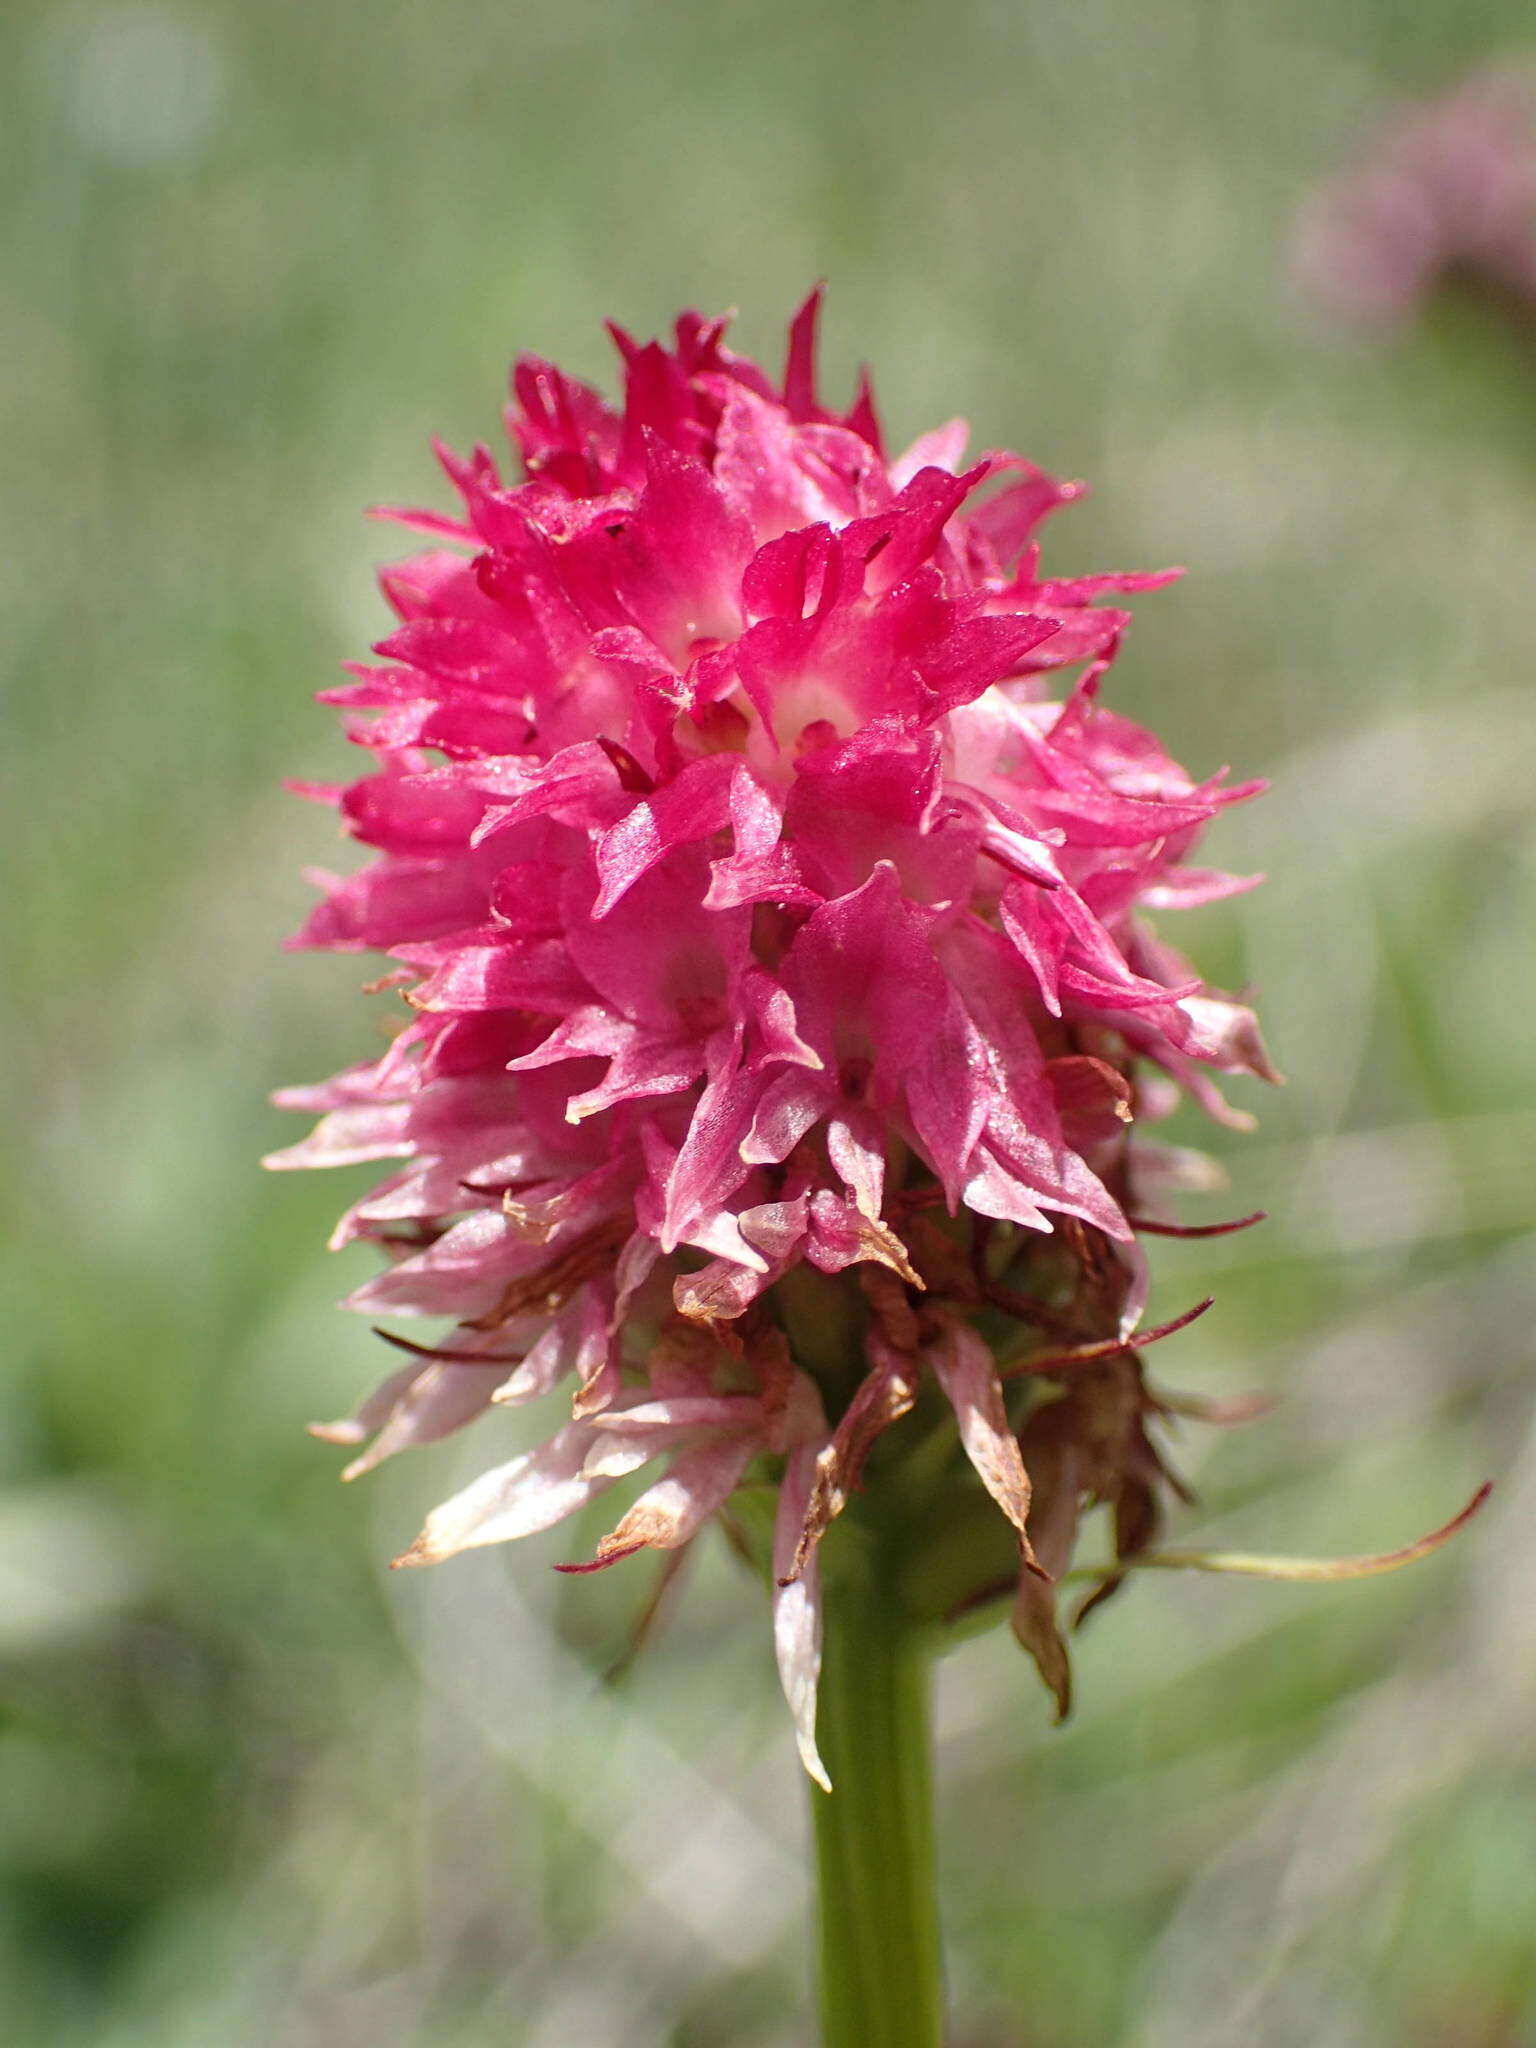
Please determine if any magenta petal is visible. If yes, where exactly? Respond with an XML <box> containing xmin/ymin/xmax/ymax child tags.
<box><xmin>592</xmin><ymin>754</ymin><xmax>739</xmax><ymax>916</ymax></box>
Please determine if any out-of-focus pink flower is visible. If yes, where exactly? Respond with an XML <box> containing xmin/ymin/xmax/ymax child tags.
<box><xmin>270</xmin><ymin>295</ymin><xmax>1274</xmax><ymax>1781</ymax></box>
<box><xmin>1292</xmin><ymin>68</ymin><xmax>1536</xmax><ymax>329</ymax></box>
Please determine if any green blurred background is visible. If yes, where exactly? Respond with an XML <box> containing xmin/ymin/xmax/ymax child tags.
<box><xmin>4</xmin><ymin>0</ymin><xmax>1535</xmax><ymax>2041</ymax></box>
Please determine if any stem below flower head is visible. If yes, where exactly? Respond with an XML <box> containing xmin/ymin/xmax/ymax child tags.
<box><xmin>810</xmin><ymin>1520</ymin><xmax>946</xmax><ymax>2048</ymax></box>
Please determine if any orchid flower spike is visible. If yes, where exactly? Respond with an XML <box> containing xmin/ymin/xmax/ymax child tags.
<box><xmin>1293</xmin><ymin>67</ymin><xmax>1536</xmax><ymax>332</ymax></box>
<box><xmin>271</xmin><ymin>292</ymin><xmax>1345</xmax><ymax>1788</ymax></box>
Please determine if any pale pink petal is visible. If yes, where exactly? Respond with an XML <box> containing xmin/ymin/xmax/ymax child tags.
<box><xmin>773</xmin><ymin>1441</ymin><xmax>830</xmax><ymax>1790</ymax></box>
<box><xmin>588</xmin><ymin>1394</ymin><xmax>765</xmax><ymax>1433</ymax></box>
<box><xmin>575</xmin><ymin>1436</ymin><xmax>759</xmax><ymax>1565</ymax></box>
<box><xmin>392</xmin><ymin>1422</ymin><xmax>613</xmax><ymax>1566</ymax></box>
<box><xmin>263</xmin><ymin>1101</ymin><xmax>414</xmax><ymax>1170</ymax></box>
<box><xmin>580</xmin><ymin>1424</ymin><xmax>685</xmax><ymax>1483</ymax></box>
<box><xmin>826</xmin><ymin>1106</ymin><xmax>886</xmax><ymax>1219</ymax></box>
<box><xmin>308</xmin><ymin>1359</ymin><xmax>423</xmax><ymax>1448</ymax></box>
<box><xmin>340</xmin><ymin>1360</ymin><xmax>505</xmax><ymax>1481</ymax></box>
<box><xmin>889</xmin><ymin>417</ymin><xmax>969</xmax><ymax>488</ymax></box>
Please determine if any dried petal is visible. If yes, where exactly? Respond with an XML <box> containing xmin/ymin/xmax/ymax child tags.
<box><xmin>1112</xmin><ymin>1484</ymin><xmax>1491</xmax><ymax>1584</ymax></box>
<box><xmin>927</xmin><ymin>1319</ymin><xmax>1040</xmax><ymax>1572</ymax></box>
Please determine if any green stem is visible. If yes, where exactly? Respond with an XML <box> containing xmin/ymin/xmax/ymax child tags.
<box><xmin>811</xmin><ymin>1536</ymin><xmax>946</xmax><ymax>2047</ymax></box>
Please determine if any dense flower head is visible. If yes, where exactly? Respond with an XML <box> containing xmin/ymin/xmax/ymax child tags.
<box><xmin>270</xmin><ymin>293</ymin><xmax>1277</xmax><ymax>1782</ymax></box>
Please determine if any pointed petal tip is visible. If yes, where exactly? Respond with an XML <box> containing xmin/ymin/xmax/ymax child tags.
<box><xmin>1124</xmin><ymin>1482</ymin><xmax>1493</xmax><ymax>1586</ymax></box>
<box><xmin>307</xmin><ymin>1418</ymin><xmax>367</xmax><ymax>1446</ymax></box>
<box><xmin>1155</xmin><ymin>1385</ymin><xmax>1277</xmax><ymax>1428</ymax></box>
<box><xmin>1129</xmin><ymin>1210</ymin><xmax>1266</xmax><ymax>1241</ymax></box>
<box><xmin>1119</xmin><ymin>1293</ymin><xmax>1215</xmax><ymax>1346</ymax></box>
<box><xmin>1007</xmin><ymin>1295</ymin><xmax>1216</xmax><ymax>1381</ymax></box>
<box><xmin>552</xmin><ymin>1541</ymin><xmax>645</xmax><ymax>1575</ymax></box>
